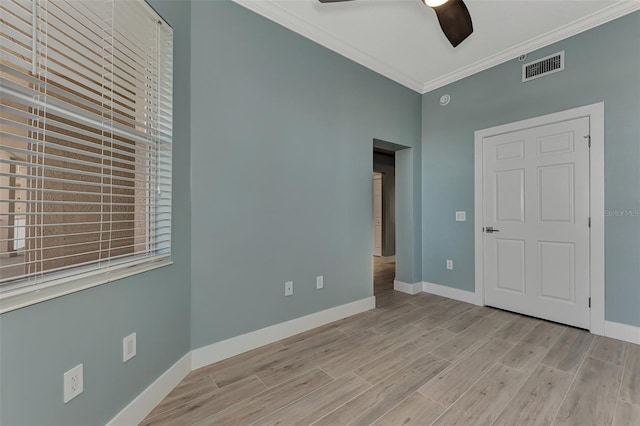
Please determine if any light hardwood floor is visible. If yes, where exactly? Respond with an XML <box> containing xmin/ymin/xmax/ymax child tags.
<box><xmin>142</xmin><ymin>291</ymin><xmax>640</xmax><ymax>426</ymax></box>
<box><xmin>373</xmin><ymin>257</ymin><xmax>395</xmax><ymax>296</ymax></box>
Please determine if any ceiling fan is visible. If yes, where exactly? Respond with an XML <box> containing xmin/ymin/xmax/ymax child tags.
<box><xmin>318</xmin><ymin>0</ymin><xmax>473</xmax><ymax>47</ymax></box>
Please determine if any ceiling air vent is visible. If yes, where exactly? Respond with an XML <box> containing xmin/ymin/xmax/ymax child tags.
<box><xmin>522</xmin><ymin>51</ymin><xmax>564</xmax><ymax>82</ymax></box>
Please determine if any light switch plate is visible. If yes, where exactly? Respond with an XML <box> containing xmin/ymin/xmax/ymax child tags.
<box><xmin>285</xmin><ymin>281</ymin><xmax>293</xmax><ymax>296</ymax></box>
<box><xmin>316</xmin><ymin>276</ymin><xmax>324</xmax><ymax>289</ymax></box>
<box><xmin>446</xmin><ymin>259</ymin><xmax>454</xmax><ymax>270</ymax></box>
<box><xmin>455</xmin><ymin>211</ymin><xmax>466</xmax><ymax>222</ymax></box>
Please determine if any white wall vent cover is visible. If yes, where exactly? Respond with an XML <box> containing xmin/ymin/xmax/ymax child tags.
<box><xmin>522</xmin><ymin>51</ymin><xmax>565</xmax><ymax>82</ymax></box>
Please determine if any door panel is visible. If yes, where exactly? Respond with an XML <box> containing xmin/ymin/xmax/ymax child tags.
<box><xmin>538</xmin><ymin>164</ymin><xmax>574</xmax><ymax>222</ymax></box>
<box><xmin>496</xmin><ymin>239</ymin><xmax>526</xmax><ymax>293</ymax></box>
<box><xmin>538</xmin><ymin>241</ymin><xmax>575</xmax><ymax>302</ymax></box>
<box><xmin>495</xmin><ymin>169</ymin><xmax>525</xmax><ymax>222</ymax></box>
<box><xmin>483</xmin><ymin>117</ymin><xmax>590</xmax><ymax>329</ymax></box>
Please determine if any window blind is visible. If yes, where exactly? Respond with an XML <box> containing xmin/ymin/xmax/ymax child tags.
<box><xmin>0</xmin><ymin>0</ymin><xmax>173</xmax><ymax>292</ymax></box>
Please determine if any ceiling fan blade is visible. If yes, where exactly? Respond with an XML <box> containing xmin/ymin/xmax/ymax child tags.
<box><xmin>431</xmin><ymin>0</ymin><xmax>473</xmax><ymax>47</ymax></box>
<box><xmin>318</xmin><ymin>0</ymin><xmax>355</xmax><ymax>3</ymax></box>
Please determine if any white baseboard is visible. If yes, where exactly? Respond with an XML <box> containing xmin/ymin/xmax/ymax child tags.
<box><xmin>394</xmin><ymin>280</ymin><xmax>422</xmax><ymax>295</ymax></box>
<box><xmin>106</xmin><ymin>352</ymin><xmax>191</xmax><ymax>426</ymax></box>
<box><xmin>604</xmin><ymin>320</ymin><xmax>640</xmax><ymax>345</ymax></box>
<box><xmin>380</xmin><ymin>255</ymin><xmax>396</xmax><ymax>264</ymax></box>
<box><xmin>422</xmin><ymin>281</ymin><xmax>482</xmax><ymax>306</ymax></box>
<box><xmin>191</xmin><ymin>296</ymin><xmax>376</xmax><ymax>369</ymax></box>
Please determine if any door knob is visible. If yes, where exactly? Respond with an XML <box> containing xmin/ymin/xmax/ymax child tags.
<box><xmin>485</xmin><ymin>227</ymin><xmax>500</xmax><ymax>233</ymax></box>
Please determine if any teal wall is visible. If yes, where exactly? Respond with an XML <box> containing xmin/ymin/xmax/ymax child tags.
<box><xmin>190</xmin><ymin>1</ymin><xmax>422</xmax><ymax>348</ymax></box>
<box><xmin>0</xmin><ymin>1</ymin><xmax>192</xmax><ymax>424</ymax></box>
<box><xmin>422</xmin><ymin>12</ymin><xmax>640</xmax><ymax>327</ymax></box>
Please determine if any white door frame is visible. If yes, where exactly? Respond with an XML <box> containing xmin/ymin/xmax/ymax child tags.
<box><xmin>474</xmin><ymin>102</ymin><xmax>605</xmax><ymax>335</ymax></box>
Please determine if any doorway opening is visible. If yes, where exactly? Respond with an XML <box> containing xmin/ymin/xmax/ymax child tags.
<box><xmin>373</xmin><ymin>148</ymin><xmax>396</xmax><ymax>296</ymax></box>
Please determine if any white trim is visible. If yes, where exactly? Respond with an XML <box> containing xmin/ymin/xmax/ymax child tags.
<box><xmin>474</xmin><ymin>102</ymin><xmax>605</xmax><ymax>335</ymax></box>
<box><xmin>380</xmin><ymin>255</ymin><xmax>396</xmax><ymax>264</ymax></box>
<box><xmin>422</xmin><ymin>281</ymin><xmax>482</xmax><ymax>306</ymax></box>
<box><xmin>191</xmin><ymin>296</ymin><xmax>376</xmax><ymax>369</ymax></box>
<box><xmin>232</xmin><ymin>0</ymin><xmax>639</xmax><ymax>94</ymax></box>
<box><xmin>394</xmin><ymin>280</ymin><xmax>422</xmax><ymax>295</ymax></box>
<box><xmin>422</xmin><ymin>1</ymin><xmax>640</xmax><ymax>93</ymax></box>
<box><xmin>0</xmin><ymin>258</ymin><xmax>173</xmax><ymax>315</ymax></box>
<box><xmin>604</xmin><ymin>321</ymin><xmax>640</xmax><ymax>345</ymax></box>
<box><xmin>106</xmin><ymin>352</ymin><xmax>191</xmax><ymax>426</ymax></box>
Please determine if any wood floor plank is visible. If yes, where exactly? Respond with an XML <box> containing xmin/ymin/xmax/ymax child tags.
<box><xmin>146</xmin><ymin>374</ymin><xmax>217</xmax><ymax>419</ymax></box>
<box><xmin>414</xmin><ymin>302</ymin><xmax>474</xmax><ymax>330</ymax></box>
<box><xmin>254</xmin><ymin>346</ymin><xmax>328</xmax><ymax>388</ymax></box>
<box><xmin>195</xmin><ymin>368</ymin><xmax>332</xmax><ymax>426</ymax></box>
<box><xmin>501</xmin><ymin>342</ymin><xmax>551</xmax><ymax>373</ymax></box>
<box><xmin>441</xmin><ymin>306</ymin><xmax>493</xmax><ymax>333</ymax></box>
<box><xmin>541</xmin><ymin>327</ymin><xmax>594</xmax><ymax>373</ymax></box>
<box><xmin>521</xmin><ymin>321</ymin><xmax>566</xmax><ymax>347</ymax></box>
<box><xmin>191</xmin><ymin>342</ymin><xmax>283</xmax><ymax>381</ymax></box>
<box><xmin>409</xmin><ymin>292</ymin><xmax>449</xmax><ymax>306</ymax></box>
<box><xmin>375</xmin><ymin>291</ymin><xmax>413</xmax><ymax>308</ymax></box>
<box><xmin>374</xmin><ymin>258</ymin><xmax>395</xmax><ymax>296</ymax></box>
<box><xmin>432</xmin><ymin>363</ymin><xmax>526</xmax><ymax>426</ymax></box>
<box><xmin>318</xmin><ymin>325</ymin><xmax>424</xmax><ymax>378</ymax></box>
<box><xmin>370</xmin><ymin>392</ymin><xmax>445</xmax><ymax>426</ymax></box>
<box><xmin>589</xmin><ymin>336</ymin><xmax>629</xmax><ymax>366</ymax></box>
<box><xmin>493</xmin><ymin>315</ymin><xmax>539</xmax><ymax>343</ymax></box>
<box><xmin>493</xmin><ymin>364</ymin><xmax>574</xmax><ymax>426</ymax></box>
<box><xmin>439</xmin><ymin>298</ymin><xmax>466</xmax><ymax>308</ymax></box>
<box><xmin>140</xmin><ymin>375</ymin><xmax>266</xmax><ymax>426</ymax></box>
<box><xmin>620</xmin><ymin>344</ymin><xmax>640</xmax><ymax>406</ymax></box>
<box><xmin>555</xmin><ymin>357</ymin><xmax>623</xmax><ymax>426</ymax></box>
<box><xmin>418</xmin><ymin>338</ymin><xmax>513</xmax><ymax>407</ymax></box>
<box><xmin>211</xmin><ymin>327</ymin><xmax>348</xmax><ymax>388</ymax></box>
<box><xmin>254</xmin><ymin>373</ymin><xmax>371</xmax><ymax>426</ymax></box>
<box><xmin>499</xmin><ymin>321</ymin><xmax>564</xmax><ymax>372</ymax></box>
<box><xmin>335</xmin><ymin>310</ymin><xmax>379</xmax><ymax>336</ymax></box>
<box><xmin>313</xmin><ymin>353</ymin><xmax>449</xmax><ymax>426</ymax></box>
<box><xmin>431</xmin><ymin>315</ymin><xmax>509</xmax><ymax>362</ymax></box>
<box><xmin>612</xmin><ymin>401</ymin><xmax>640</xmax><ymax>426</ymax></box>
<box><xmin>355</xmin><ymin>327</ymin><xmax>456</xmax><ymax>384</ymax></box>
<box><xmin>373</xmin><ymin>305</ymin><xmax>429</xmax><ymax>334</ymax></box>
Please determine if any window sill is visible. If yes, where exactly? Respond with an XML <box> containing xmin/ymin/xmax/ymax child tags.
<box><xmin>0</xmin><ymin>257</ymin><xmax>172</xmax><ymax>315</ymax></box>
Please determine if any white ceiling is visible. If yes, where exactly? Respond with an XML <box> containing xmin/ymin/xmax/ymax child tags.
<box><xmin>233</xmin><ymin>0</ymin><xmax>640</xmax><ymax>93</ymax></box>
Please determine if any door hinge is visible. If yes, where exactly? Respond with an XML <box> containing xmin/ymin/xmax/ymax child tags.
<box><xmin>588</xmin><ymin>217</ymin><xmax>591</xmax><ymax>228</ymax></box>
<box><xmin>589</xmin><ymin>297</ymin><xmax>591</xmax><ymax>308</ymax></box>
<box><xmin>584</xmin><ymin>134</ymin><xmax>591</xmax><ymax>148</ymax></box>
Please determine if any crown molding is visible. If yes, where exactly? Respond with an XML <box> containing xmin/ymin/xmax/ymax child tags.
<box><xmin>232</xmin><ymin>0</ymin><xmax>426</xmax><ymax>92</ymax></box>
<box><xmin>233</xmin><ymin>0</ymin><xmax>639</xmax><ymax>95</ymax></box>
<box><xmin>421</xmin><ymin>0</ymin><xmax>640</xmax><ymax>93</ymax></box>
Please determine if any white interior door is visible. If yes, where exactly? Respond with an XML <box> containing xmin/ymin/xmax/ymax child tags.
<box><xmin>373</xmin><ymin>173</ymin><xmax>383</xmax><ymax>257</ymax></box>
<box><xmin>483</xmin><ymin>117</ymin><xmax>590</xmax><ymax>329</ymax></box>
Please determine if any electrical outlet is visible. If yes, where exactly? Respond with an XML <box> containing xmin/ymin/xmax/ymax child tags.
<box><xmin>455</xmin><ymin>211</ymin><xmax>466</xmax><ymax>222</ymax></box>
<box><xmin>63</xmin><ymin>364</ymin><xmax>83</xmax><ymax>403</ymax></box>
<box><xmin>285</xmin><ymin>281</ymin><xmax>293</xmax><ymax>296</ymax></box>
<box><xmin>123</xmin><ymin>333</ymin><xmax>137</xmax><ymax>362</ymax></box>
<box><xmin>446</xmin><ymin>259</ymin><xmax>454</xmax><ymax>270</ymax></box>
<box><xmin>316</xmin><ymin>276</ymin><xmax>324</xmax><ymax>289</ymax></box>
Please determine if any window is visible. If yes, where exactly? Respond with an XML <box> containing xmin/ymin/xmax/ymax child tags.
<box><xmin>0</xmin><ymin>0</ymin><xmax>173</xmax><ymax>312</ymax></box>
